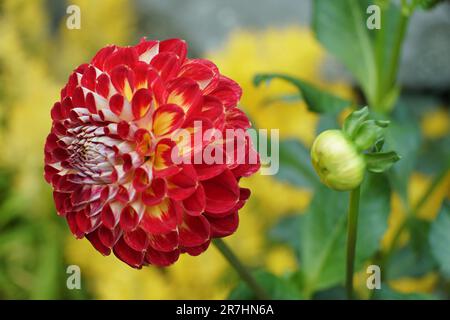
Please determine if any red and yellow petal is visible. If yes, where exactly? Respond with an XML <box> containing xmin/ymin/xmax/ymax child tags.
<box><xmin>140</xmin><ymin>198</ymin><xmax>181</xmax><ymax>234</ymax></box>
<box><xmin>152</xmin><ymin>103</ymin><xmax>185</xmax><ymax>136</ymax></box>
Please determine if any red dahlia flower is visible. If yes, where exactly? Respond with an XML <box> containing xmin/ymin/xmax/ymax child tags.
<box><xmin>44</xmin><ymin>38</ymin><xmax>260</xmax><ymax>268</ymax></box>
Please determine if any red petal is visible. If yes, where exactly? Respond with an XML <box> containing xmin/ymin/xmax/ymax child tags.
<box><xmin>153</xmin><ymin>139</ymin><xmax>180</xmax><ymax>177</ymax></box>
<box><xmin>225</xmin><ymin>107</ymin><xmax>251</xmax><ymax>130</ymax></box>
<box><xmin>80</xmin><ymin>66</ymin><xmax>96</xmax><ymax>91</ymax></box>
<box><xmin>181</xmin><ymin>240</ymin><xmax>211</xmax><ymax>256</ymax></box>
<box><xmin>44</xmin><ymin>165</ymin><xmax>59</xmax><ymax>184</ymax></box>
<box><xmin>179</xmin><ymin>213</ymin><xmax>210</xmax><ymax>247</ymax></box>
<box><xmin>131</xmin><ymin>88</ymin><xmax>152</xmax><ymax>120</ymax></box>
<box><xmin>53</xmin><ymin>191</ymin><xmax>69</xmax><ymax>215</ymax></box>
<box><xmin>140</xmin><ymin>198</ymin><xmax>180</xmax><ymax>234</ymax></box>
<box><xmin>148</xmin><ymin>230</ymin><xmax>179</xmax><ymax>252</ymax></box>
<box><xmin>98</xmin><ymin>225</ymin><xmax>121</xmax><ymax>248</ymax></box>
<box><xmin>136</xmin><ymin>39</ymin><xmax>159</xmax><ymax>63</ymax></box>
<box><xmin>194</xmin><ymin>163</ymin><xmax>226</xmax><ymax>180</ymax></box>
<box><xmin>209</xmin><ymin>76</ymin><xmax>242</xmax><ymax>108</ymax></box>
<box><xmin>206</xmin><ymin>211</ymin><xmax>239</xmax><ymax>237</ymax></box>
<box><xmin>142</xmin><ymin>178</ymin><xmax>166</xmax><ymax>206</ymax></box>
<box><xmin>91</xmin><ymin>45</ymin><xmax>117</xmax><ymax>70</ymax></box>
<box><xmin>113</xmin><ymin>237</ymin><xmax>144</xmax><ymax>268</ymax></box>
<box><xmin>96</xmin><ymin>73</ymin><xmax>111</xmax><ymax>98</ymax></box>
<box><xmin>119</xmin><ymin>205</ymin><xmax>140</xmax><ymax>232</ymax></box>
<box><xmin>145</xmin><ymin>247</ymin><xmax>180</xmax><ymax>267</ymax></box>
<box><xmin>52</xmin><ymin>148</ymin><xmax>69</xmax><ymax>161</ymax></box>
<box><xmin>72</xmin><ymin>86</ymin><xmax>85</xmax><ymax>108</ymax></box>
<box><xmin>202</xmin><ymin>169</ymin><xmax>239</xmax><ymax>214</ymax></box>
<box><xmin>110</xmin><ymin>65</ymin><xmax>134</xmax><ymax>100</ymax></box>
<box><xmin>179</xmin><ymin>59</ymin><xmax>219</xmax><ymax>92</ymax></box>
<box><xmin>123</xmin><ymin>228</ymin><xmax>149</xmax><ymax>252</ymax></box>
<box><xmin>101</xmin><ymin>202</ymin><xmax>122</xmax><ymax>229</ymax></box>
<box><xmin>159</xmin><ymin>38</ymin><xmax>187</xmax><ymax>62</ymax></box>
<box><xmin>167</xmin><ymin>77</ymin><xmax>202</xmax><ymax>114</ymax></box>
<box><xmin>50</xmin><ymin>102</ymin><xmax>64</xmax><ymax>121</ymax></box>
<box><xmin>66</xmin><ymin>212</ymin><xmax>84</xmax><ymax>238</ymax></box>
<box><xmin>166</xmin><ymin>164</ymin><xmax>197</xmax><ymax>201</ymax></box>
<box><xmin>134</xmin><ymin>128</ymin><xmax>152</xmax><ymax>156</ymax></box>
<box><xmin>103</xmin><ymin>47</ymin><xmax>138</xmax><ymax>72</ymax></box>
<box><xmin>150</xmin><ymin>52</ymin><xmax>181</xmax><ymax>81</ymax></box>
<box><xmin>86</xmin><ymin>229</ymin><xmax>111</xmax><ymax>256</ymax></box>
<box><xmin>109</xmin><ymin>94</ymin><xmax>124</xmax><ymax>115</ymax></box>
<box><xmin>132</xmin><ymin>167</ymin><xmax>151</xmax><ymax>192</ymax></box>
<box><xmin>182</xmin><ymin>184</ymin><xmax>206</xmax><ymax>216</ymax></box>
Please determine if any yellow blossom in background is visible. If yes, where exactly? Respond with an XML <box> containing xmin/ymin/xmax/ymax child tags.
<box><xmin>53</xmin><ymin>0</ymin><xmax>135</xmax><ymax>79</ymax></box>
<box><xmin>382</xmin><ymin>172</ymin><xmax>450</xmax><ymax>250</ymax></box>
<box><xmin>0</xmin><ymin>0</ymin><xmax>57</xmax><ymax>209</ymax></box>
<box><xmin>421</xmin><ymin>107</ymin><xmax>449</xmax><ymax>139</ymax></box>
<box><xmin>411</xmin><ymin>172</ymin><xmax>450</xmax><ymax>221</ymax></box>
<box><xmin>389</xmin><ymin>273</ymin><xmax>439</xmax><ymax>294</ymax></box>
<box><xmin>265</xmin><ymin>246</ymin><xmax>298</xmax><ymax>276</ymax></box>
<box><xmin>241</xmin><ymin>175</ymin><xmax>312</xmax><ymax>223</ymax></box>
<box><xmin>207</xmin><ymin>27</ymin><xmax>354</xmax><ymax>146</ymax></box>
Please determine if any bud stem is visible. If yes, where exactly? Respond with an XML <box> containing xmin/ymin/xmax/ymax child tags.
<box><xmin>213</xmin><ymin>238</ymin><xmax>270</xmax><ymax>300</ymax></box>
<box><xmin>346</xmin><ymin>186</ymin><xmax>361</xmax><ymax>300</ymax></box>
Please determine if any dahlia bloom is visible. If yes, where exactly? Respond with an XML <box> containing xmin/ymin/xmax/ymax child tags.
<box><xmin>44</xmin><ymin>38</ymin><xmax>260</xmax><ymax>268</ymax></box>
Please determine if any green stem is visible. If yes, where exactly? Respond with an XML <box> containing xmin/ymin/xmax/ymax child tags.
<box><xmin>212</xmin><ymin>238</ymin><xmax>270</xmax><ymax>300</ymax></box>
<box><xmin>346</xmin><ymin>186</ymin><xmax>361</xmax><ymax>300</ymax></box>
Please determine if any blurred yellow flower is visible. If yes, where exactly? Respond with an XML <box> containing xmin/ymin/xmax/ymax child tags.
<box><xmin>389</xmin><ymin>272</ymin><xmax>439</xmax><ymax>294</ymax></box>
<box><xmin>207</xmin><ymin>27</ymin><xmax>354</xmax><ymax>147</ymax></box>
<box><xmin>54</xmin><ymin>0</ymin><xmax>135</xmax><ymax>78</ymax></box>
<box><xmin>382</xmin><ymin>172</ymin><xmax>450</xmax><ymax>250</ymax></box>
<box><xmin>265</xmin><ymin>246</ymin><xmax>298</xmax><ymax>276</ymax></box>
<box><xmin>421</xmin><ymin>107</ymin><xmax>449</xmax><ymax>139</ymax></box>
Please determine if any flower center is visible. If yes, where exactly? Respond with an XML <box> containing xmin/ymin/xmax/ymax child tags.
<box><xmin>66</xmin><ymin>125</ymin><xmax>116</xmax><ymax>184</ymax></box>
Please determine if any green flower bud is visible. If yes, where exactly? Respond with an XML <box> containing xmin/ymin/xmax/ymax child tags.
<box><xmin>311</xmin><ymin>130</ymin><xmax>366</xmax><ymax>191</ymax></box>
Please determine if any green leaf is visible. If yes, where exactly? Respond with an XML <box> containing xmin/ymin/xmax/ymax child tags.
<box><xmin>262</xmin><ymin>93</ymin><xmax>302</xmax><ymax>106</ymax></box>
<box><xmin>372</xmin><ymin>138</ymin><xmax>385</xmax><ymax>153</ymax></box>
<box><xmin>373</xmin><ymin>2</ymin><xmax>405</xmax><ymax>111</ymax></box>
<box><xmin>254</xmin><ymin>73</ymin><xmax>351</xmax><ymax>114</ymax></box>
<box><xmin>417</xmin><ymin>135</ymin><xmax>450</xmax><ymax>175</ymax></box>
<box><xmin>386</xmin><ymin>216</ymin><xmax>437</xmax><ymax>281</ymax></box>
<box><xmin>313</xmin><ymin>0</ymin><xmax>376</xmax><ymax>104</ymax></box>
<box><xmin>313</xmin><ymin>286</ymin><xmax>346</xmax><ymax>300</ymax></box>
<box><xmin>299</xmin><ymin>173</ymin><xmax>391</xmax><ymax>295</ymax></box>
<box><xmin>384</xmin><ymin>111</ymin><xmax>421</xmax><ymax>200</ymax></box>
<box><xmin>365</xmin><ymin>151</ymin><xmax>401</xmax><ymax>173</ymax></box>
<box><xmin>418</xmin><ymin>0</ymin><xmax>446</xmax><ymax>9</ymax></box>
<box><xmin>228</xmin><ymin>270</ymin><xmax>303</xmax><ymax>300</ymax></box>
<box><xmin>314</xmin><ymin>1</ymin><xmax>409</xmax><ymax>112</ymax></box>
<box><xmin>429</xmin><ymin>202</ymin><xmax>450</xmax><ymax>278</ymax></box>
<box><xmin>387</xmin><ymin>243</ymin><xmax>436</xmax><ymax>280</ymax></box>
<box><xmin>316</xmin><ymin>113</ymin><xmax>340</xmax><ymax>134</ymax></box>
<box><xmin>353</xmin><ymin>120</ymin><xmax>389</xmax><ymax>150</ymax></box>
<box><xmin>343</xmin><ymin>106</ymin><xmax>369</xmax><ymax>138</ymax></box>
<box><xmin>276</xmin><ymin>139</ymin><xmax>319</xmax><ymax>188</ymax></box>
<box><xmin>269</xmin><ymin>214</ymin><xmax>302</xmax><ymax>259</ymax></box>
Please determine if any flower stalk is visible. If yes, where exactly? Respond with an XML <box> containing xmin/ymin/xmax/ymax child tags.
<box><xmin>345</xmin><ymin>186</ymin><xmax>360</xmax><ymax>300</ymax></box>
<box><xmin>310</xmin><ymin>106</ymin><xmax>400</xmax><ymax>300</ymax></box>
<box><xmin>213</xmin><ymin>238</ymin><xmax>270</xmax><ymax>300</ymax></box>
